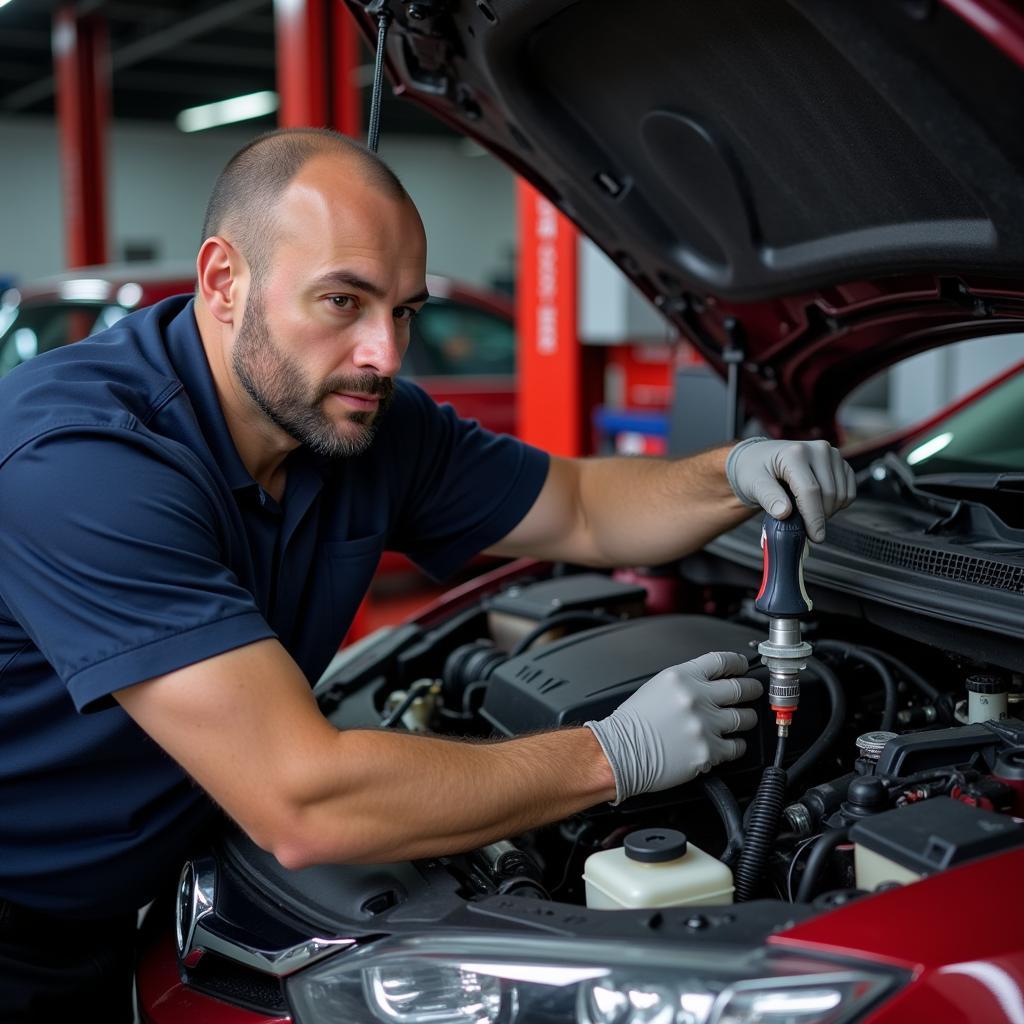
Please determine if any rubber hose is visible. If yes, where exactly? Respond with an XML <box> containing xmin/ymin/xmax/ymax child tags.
<box><xmin>859</xmin><ymin>645</ymin><xmax>941</xmax><ymax>702</ymax></box>
<box><xmin>815</xmin><ymin>641</ymin><xmax>898</xmax><ymax>732</ymax></box>
<box><xmin>795</xmin><ymin>827</ymin><xmax>850</xmax><ymax>903</ymax></box>
<box><xmin>380</xmin><ymin>680</ymin><xmax>433</xmax><ymax>728</ymax></box>
<box><xmin>701</xmin><ymin>776</ymin><xmax>745</xmax><ymax>867</ymax></box>
<box><xmin>785</xmin><ymin>657</ymin><xmax>846</xmax><ymax>791</ymax></box>
<box><xmin>734</xmin><ymin>765</ymin><xmax>787</xmax><ymax>902</ymax></box>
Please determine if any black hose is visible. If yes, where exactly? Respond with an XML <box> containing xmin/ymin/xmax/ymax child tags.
<box><xmin>509</xmin><ymin>611</ymin><xmax>618</xmax><ymax>657</ymax></box>
<box><xmin>795</xmin><ymin>827</ymin><xmax>850</xmax><ymax>903</ymax></box>
<box><xmin>786</xmin><ymin>657</ymin><xmax>846</xmax><ymax>790</ymax></box>
<box><xmin>773</xmin><ymin>735</ymin><xmax>787</xmax><ymax>769</ymax></box>
<box><xmin>701</xmin><ymin>776</ymin><xmax>745</xmax><ymax>867</ymax></box>
<box><xmin>859</xmin><ymin>646</ymin><xmax>941</xmax><ymax>703</ymax></box>
<box><xmin>462</xmin><ymin>679</ymin><xmax>489</xmax><ymax>715</ymax></box>
<box><xmin>815</xmin><ymin>641</ymin><xmax>897</xmax><ymax>732</ymax></box>
<box><xmin>734</xmin><ymin>765</ymin><xmax>787</xmax><ymax>901</ymax></box>
<box><xmin>380</xmin><ymin>680</ymin><xmax>433</xmax><ymax>728</ymax></box>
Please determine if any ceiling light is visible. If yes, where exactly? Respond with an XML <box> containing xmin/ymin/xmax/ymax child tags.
<box><xmin>176</xmin><ymin>91</ymin><xmax>278</xmax><ymax>133</ymax></box>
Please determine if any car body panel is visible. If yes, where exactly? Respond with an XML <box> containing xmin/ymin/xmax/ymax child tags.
<box><xmin>770</xmin><ymin>846</ymin><xmax>1024</xmax><ymax>1023</ymax></box>
<box><xmin>137</xmin><ymin>931</ymin><xmax>288</xmax><ymax>1024</ymax></box>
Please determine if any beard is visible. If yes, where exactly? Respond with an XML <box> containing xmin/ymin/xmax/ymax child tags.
<box><xmin>232</xmin><ymin>288</ymin><xmax>395</xmax><ymax>459</ymax></box>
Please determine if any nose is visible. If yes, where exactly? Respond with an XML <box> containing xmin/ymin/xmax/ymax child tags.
<box><xmin>351</xmin><ymin>313</ymin><xmax>404</xmax><ymax>378</ymax></box>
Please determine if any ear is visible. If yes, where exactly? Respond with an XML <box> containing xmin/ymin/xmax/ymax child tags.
<box><xmin>196</xmin><ymin>236</ymin><xmax>246</xmax><ymax>326</ymax></box>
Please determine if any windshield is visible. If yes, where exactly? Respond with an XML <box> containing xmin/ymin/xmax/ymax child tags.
<box><xmin>898</xmin><ymin>364</ymin><xmax>1024</xmax><ymax>475</ymax></box>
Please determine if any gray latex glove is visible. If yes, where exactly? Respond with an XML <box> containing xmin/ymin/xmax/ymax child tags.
<box><xmin>725</xmin><ymin>437</ymin><xmax>857</xmax><ymax>543</ymax></box>
<box><xmin>586</xmin><ymin>652</ymin><xmax>762</xmax><ymax>805</ymax></box>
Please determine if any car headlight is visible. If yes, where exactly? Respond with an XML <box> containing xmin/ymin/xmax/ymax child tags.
<box><xmin>287</xmin><ymin>933</ymin><xmax>902</xmax><ymax>1024</ymax></box>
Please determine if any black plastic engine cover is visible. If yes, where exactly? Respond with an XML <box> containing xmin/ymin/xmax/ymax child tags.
<box><xmin>480</xmin><ymin>615</ymin><xmax>761</xmax><ymax>734</ymax></box>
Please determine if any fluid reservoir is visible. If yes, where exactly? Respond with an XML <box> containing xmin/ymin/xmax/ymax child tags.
<box><xmin>583</xmin><ymin>829</ymin><xmax>733</xmax><ymax>910</ymax></box>
<box><xmin>966</xmin><ymin>674</ymin><xmax>1009</xmax><ymax>724</ymax></box>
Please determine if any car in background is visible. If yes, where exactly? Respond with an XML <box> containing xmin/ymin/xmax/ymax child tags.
<box><xmin>0</xmin><ymin>264</ymin><xmax>517</xmax><ymax>436</ymax></box>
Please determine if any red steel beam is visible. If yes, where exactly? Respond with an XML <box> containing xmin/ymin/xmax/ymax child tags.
<box><xmin>516</xmin><ymin>180</ymin><xmax>582</xmax><ymax>456</ymax></box>
<box><xmin>53</xmin><ymin>7</ymin><xmax>109</xmax><ymax>269</ymax></box>
<box><xmin>275</xmin><ymin>0</ymin><xmax>361</xmax><ymax>137</ymax></box>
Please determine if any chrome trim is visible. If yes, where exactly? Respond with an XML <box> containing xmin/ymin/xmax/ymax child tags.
<box><xmin>177</xmin><ymin>856</ymin><xmax>356</xmax><ymax>977</ymax></box>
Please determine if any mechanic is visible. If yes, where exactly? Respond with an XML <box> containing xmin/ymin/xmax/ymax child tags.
<box><xmin>0</xmin><ymin>128</ymin><xmax>855</xmax><ymax>1019</ymax></box>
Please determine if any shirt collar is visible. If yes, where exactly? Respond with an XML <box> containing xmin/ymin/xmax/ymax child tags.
<box><xmin>162</xmin><ymin>296</ymin><xmax>259</xmax><ymax>492</ymax></box>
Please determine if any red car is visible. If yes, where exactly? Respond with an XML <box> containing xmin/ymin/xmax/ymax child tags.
<box><xmin>0</xmin><ymin>266</ymin><xmax>517</xmax><ymax>436</ymax></box>
<box><xmin>49</xmin><ymin>1</ymin><xmax>1024</xmax><ymax>1021</ymax></box>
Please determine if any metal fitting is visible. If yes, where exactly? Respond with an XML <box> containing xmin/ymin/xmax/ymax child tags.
<box><xmin>758</xmin><ymin>618</ymin><xmax>812</xmax><ymax>736</ymax></box>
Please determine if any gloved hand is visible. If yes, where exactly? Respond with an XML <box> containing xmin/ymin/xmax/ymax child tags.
<box><xmin>725</xmin><ymin>437</ymin><xmax>857</xmax><ymax>542</ymax></box>
<box><xmin>586</xmin><ymin>652</ymin><xmax>762</xmax><ymax>805</ymax></box>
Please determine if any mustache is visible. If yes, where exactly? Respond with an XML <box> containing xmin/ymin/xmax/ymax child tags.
<box><xmin>316</xmin><ymin>373</ymin><xmax>394</xmax><ymax>402</ymax></box>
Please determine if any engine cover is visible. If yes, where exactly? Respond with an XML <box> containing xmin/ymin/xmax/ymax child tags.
<box><xmin>480</xmin><ymin>615</ymin><xmax>761</xmax><ymax>735</ymax></box>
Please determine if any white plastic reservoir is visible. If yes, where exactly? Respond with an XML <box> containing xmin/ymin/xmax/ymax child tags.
<box><xmin>583</xmin><ymin>829</ymin><xmax>734</xmax><ymax>910</ymax></box>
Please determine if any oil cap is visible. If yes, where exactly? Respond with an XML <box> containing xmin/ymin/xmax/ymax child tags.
<box><xmin>855</xmin><ymin>731</ymin><xmax>898</xmax><ymax>764</ymax></box>
<box><xmin>625</xmin><ymin>829</ymin><xmax>688</xmax><ymax>863</ymax></box>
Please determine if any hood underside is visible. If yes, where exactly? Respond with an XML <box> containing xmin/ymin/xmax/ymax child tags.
<box><xmin>349</xmin><ymin>0</ymin><xmax>1024</xmax><ymax>436</ymax></box>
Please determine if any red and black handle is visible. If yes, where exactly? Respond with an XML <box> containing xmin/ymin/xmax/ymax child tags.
<box><xmin>754</xmin><ymin>510</ymin><xmax>813</xmax><ymax>617</ymax></box>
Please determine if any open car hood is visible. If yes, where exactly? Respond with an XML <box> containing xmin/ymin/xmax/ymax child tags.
<box><xmin>347</xmin><ymin>0</ymin><xmax>1024</xmax><ymax>436</ymax></box>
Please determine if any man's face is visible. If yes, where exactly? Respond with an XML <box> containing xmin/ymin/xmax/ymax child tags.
<box><xmin>231</xmin><ymin>284</ymin><xmax>395</xmax><ymax>458</ymax></box>
<box><xmin>230</xmin><ymin>156</ymin><xmax>428</xmax><ymax>459</ymax></box>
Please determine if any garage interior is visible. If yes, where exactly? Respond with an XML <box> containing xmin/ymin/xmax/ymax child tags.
<box><xmin>2</xmin><ymin>2</ymin><xmax>1024</xmax><ymax>1021</ymax></box>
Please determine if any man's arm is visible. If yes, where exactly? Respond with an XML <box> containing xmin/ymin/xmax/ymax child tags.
<box><xmin>115</xmin><ymin>639</ymin><xmax>616</xmax><ymax>868</ymax></box>
<box><xmin>486</xmin><ymin>440</ymin><xmax>856</xmax><ymax>566</ymax></box>
<box><xmin>486</xmin><ymin>447</ymin><xmax>746</xmax><ymax>567</ymax></box>
<box><xmin>115</xmin><ymin>639</ymin><xmax>758</xmax><ymax>868</ymax></box>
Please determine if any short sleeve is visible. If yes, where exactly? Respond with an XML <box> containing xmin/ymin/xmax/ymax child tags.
<box><xmin>383</xmin><ymin>382</ymin><xmax>550</xmax><ymax>580</ymax></box>
<box><xmin>0</xmin><ymin>427</ymin><xmax>275</xmax><ymax>711</ymax></box>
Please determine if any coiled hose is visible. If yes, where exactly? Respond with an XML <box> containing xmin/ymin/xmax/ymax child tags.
<box><xmin>734</xmin><ymin>657</ymin><xmax>847</xmax><ymax>899</ymax></box>
<box><xmin>734</xmin><ymin>763</ymin><xmax>787</xmax><ymax>901</ymax></box>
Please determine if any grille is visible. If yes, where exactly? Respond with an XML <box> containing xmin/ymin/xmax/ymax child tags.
<box><xmin>827</xmin><ymin>526</ymin><xmax>1024</xmax><ymax>594</ymax></box>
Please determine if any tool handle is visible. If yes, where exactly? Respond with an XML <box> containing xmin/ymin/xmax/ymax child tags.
<box><xmin>754</xmin><ymin>510</ymin><xmax>813</xmax><ymax>616</ymax></box>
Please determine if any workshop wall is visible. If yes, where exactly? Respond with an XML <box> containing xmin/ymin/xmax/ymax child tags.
<box><xmin>0</xmin><ymin>117</ymin><xmax>516</xmax><ymax>291</ymax></box>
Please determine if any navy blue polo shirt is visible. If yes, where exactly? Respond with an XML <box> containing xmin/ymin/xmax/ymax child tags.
<box><xmin>0</xmin><ymin>295</ymin><xmax>548</xmax><ymax>916</ymax></box>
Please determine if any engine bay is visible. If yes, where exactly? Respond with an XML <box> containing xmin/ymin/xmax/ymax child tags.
<box><xmin>302</xmin><ymin>553</ymin><xmax>1024</xmax><ymax>920</ymax></box>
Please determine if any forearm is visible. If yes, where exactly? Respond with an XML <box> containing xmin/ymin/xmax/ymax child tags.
<box><xmin>279</xmin><ymin>726</ymin><xmax>616</xmax><ymax>868</ymax></box>
<box><xmin>573</xmin><ymin>446</ymin><xmax>754</xmax><ymax>566</ymax></box>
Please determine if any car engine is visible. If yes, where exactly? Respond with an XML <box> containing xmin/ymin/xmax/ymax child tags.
<box><xmin>311</xmin><ymin>553</ymin><xmax>1024</xmax><ymax>916</ymax></box>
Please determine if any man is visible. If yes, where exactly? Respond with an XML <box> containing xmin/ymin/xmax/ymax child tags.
<box><xmin>0</xmin><ymin>128</ymin><xmax>854</xmax><ymax>1017</ymax></box>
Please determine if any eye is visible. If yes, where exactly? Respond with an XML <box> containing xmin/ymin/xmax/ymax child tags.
<box><xmin>394</xmin><ymin>305</ymin><xmax>421</xmax><ymax>323</ymax></box>
<box><xmin>328</xmin><ymin>295</ymin><xmax>358</xmax><ymax>311</ymax></box>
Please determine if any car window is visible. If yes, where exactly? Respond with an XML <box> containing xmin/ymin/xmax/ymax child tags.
<box><xmin>0</xmin><ymin>302</ymin><xmax>124</xmax><ymax>378</ymax></box>
<box><xmin>897</xmin><ymin>365</ymin><xmax>1024</xmax><ymax>474</ymax></box>
<box><xmin>406</xmin><ymin>299</ymin><xmax>515</xmax><ymax>377</ymax></box>
<box><xmin>838</xmin><ymin>333</ymin><xmax>1024</xmax><ymax>446</ymax></box>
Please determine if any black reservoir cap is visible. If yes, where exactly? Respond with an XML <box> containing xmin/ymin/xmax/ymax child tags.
<box><xmin>967</xmin><ymin>674</ymin><xmax>1007</xmax><ymax>694</ymax></box>
<box><xmin>850</xmin><ymin>798</ymin><xmax>1024</xmax><ymax>874</ymax></box>
<box><xmin>625</xmin><ymin>829</ymin><xmax>688</xmax><ymax>863</ymax></box>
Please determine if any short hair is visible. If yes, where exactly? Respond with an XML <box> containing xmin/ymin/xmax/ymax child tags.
<box><xmin>201</xmin><ymin>127</ymin><xmax>407</xmax><ymax>281</ymax></box>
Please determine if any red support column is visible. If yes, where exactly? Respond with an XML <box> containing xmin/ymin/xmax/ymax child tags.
<box><xmin>53</xmin><ymin>7</ymin><xmax>109</xmax><ymax>269</ymax></box>
<box><xmin>332</xmin><ymin>5</ymin><xmax>362</xmax><ymax>139</ymax></box>
<box><xmin>516</xmin><ymin>180</ymin><xmax>582</xmax><ymax>456</ymax></box>
<box><xmin>275</xmin><ymin>0</ymin><xmax>361</xmax><ymax>137</ymax></box>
